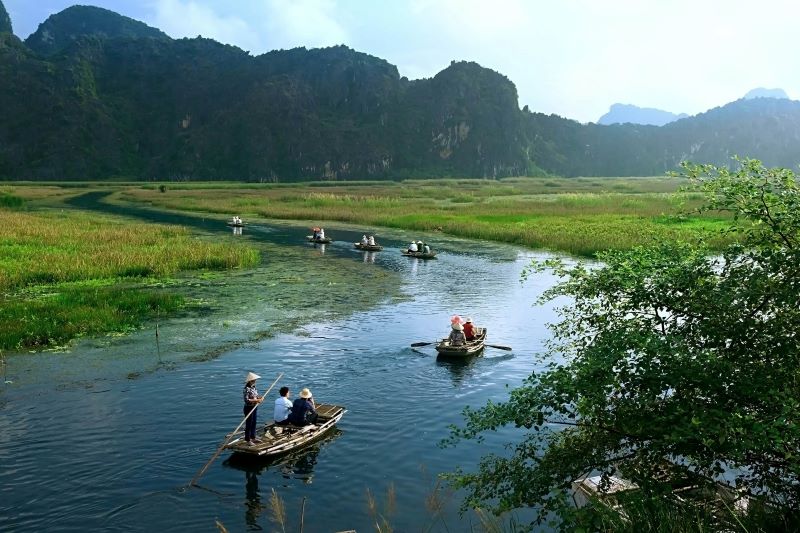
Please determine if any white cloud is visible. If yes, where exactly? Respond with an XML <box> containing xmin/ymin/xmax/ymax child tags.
<box><xmin>148</xmin><ymin>0</ymin><xmax>261</xmax><ymax>52</ymax></box>
<box><xmin>262</xmin><ymin>0</ymin><xmax>349</xmax><ymax>50</ymax></box>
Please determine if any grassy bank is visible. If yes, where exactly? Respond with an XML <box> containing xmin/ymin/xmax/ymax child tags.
<box><xmin>107</xmin><ymin>177</ymin><xmax>731</xmax><ymax>256</ymax></box>
<box><xmin>0</xmin><ymin>207</ymin><xmax>260</xmax><ymax>350</ymax></box>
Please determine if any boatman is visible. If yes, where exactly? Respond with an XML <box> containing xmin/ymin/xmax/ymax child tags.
<box><xmin>274</xmin><ymin>386</ymin><xmax>293</xmax><ymax>425</ymax></box>
<box><xmin>243</xmin><ymin>372</ymin><xmax>264</xmax><ymax>445</ymax></box>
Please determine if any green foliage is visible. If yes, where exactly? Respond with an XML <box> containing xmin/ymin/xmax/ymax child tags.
<box><xmin>0</xmin><ymin>206</ymin><xmax>259</xmax><ymax>350</ymax></box>
<box><xmin>24</xmin><ymin>5</ymin><xmax>168</xmax><ymax>56</ymax></box>
<box><xmin>445</xmin><ymin>159</ymin><xmax>800</xmax><ymax>529</ymax></box>
<box><xmin>3</xmin><ymin>5</ymin><xmax>800</xmax><ymax>180</ymax></box>
<box><xmin>0</xmin><ymin>193</ymin><xmax>22</xmax><ymax>207</ymax></box>
<box><xmin>117</xmin><ymin>177</ymin><xmax>731</xmax><ymax>256</ymax></box>
<box><xmin>0</xmin><ymin>285</ymin><xmax>182</xmax><ymax>350</ymax></box>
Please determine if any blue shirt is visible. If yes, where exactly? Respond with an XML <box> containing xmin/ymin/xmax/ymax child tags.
<box><xmin>274</xmin><ymin>396</ymin><xmax>293</xmax><ymax>422</ymax></box>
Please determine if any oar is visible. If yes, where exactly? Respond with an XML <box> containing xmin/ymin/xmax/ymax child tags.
<box><xmin>486</xmin><ymin>344</ymin><xmax>513</xmax><ymax>351</ymax></box>
<box><xmin>189</xmin><ymin>372</ymin><xmax>283</xmax><ymax>487</ymax></box>
<box><xmin>410</xmin><ymin>341</ymin><xmax>436</xmax><ymax>347</ymax></box>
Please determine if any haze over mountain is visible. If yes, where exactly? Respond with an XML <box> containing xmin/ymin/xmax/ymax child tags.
<box><xmin>597</xmin><ymin>103</ymin><xmax>688</xmax><ymax>126</ymax></box>
<box><xmin>744</xmin><ymin>87</ymin><xmax>789</xmax><ymax>100</ymax></box>
<box><xmin>3</xmin><ymin>2</ymin><xmax>800</xmax><ymax>181</ymax></box>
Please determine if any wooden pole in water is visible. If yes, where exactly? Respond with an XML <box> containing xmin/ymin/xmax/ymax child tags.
<box><xmin>189</xmin><ymin>372</ymin><xmax>283</xmax><ymax>487</ymax></box>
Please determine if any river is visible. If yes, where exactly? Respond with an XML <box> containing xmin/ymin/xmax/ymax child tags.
<box><xmin>0</xmin><ymin>194</ymin><xmax>566</xmax><ymax>532</ymax></box>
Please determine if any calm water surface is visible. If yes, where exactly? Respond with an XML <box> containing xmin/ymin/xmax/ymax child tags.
<box><xmin>0</xmin><ymin>196</ymin><xmax>566</xmax><ymax>532</ymax></box>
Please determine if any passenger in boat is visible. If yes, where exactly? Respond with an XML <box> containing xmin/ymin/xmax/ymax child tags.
<box><xmin>368</xmin><ymin>235</ymin><xmax>376</xmax><ymax>246</ymax></box>
<box><xmin>319</xmin><ymin>228</ymin><xmax>325</xmax><ymax>239</ymax></box>
<box><xmin>274</xmin><ymin>386</ymin><xmax>293</xmax><ymax>425</ymax></box>
<box><xmin>408</xmin><ymin>241</ymin><xmax>418</xmax><ymax>253</ymax></box>
<box><xmin>312</xmin><ymin>227</ymin><xmax>320</xmax><ymax>240</ymax></box>
<box><xmin>361</xmin><ymin>234</ymin><xmax>369</xmax><ymax>245</ymax></box>
<box><xmin>463</xmin><ymin>317</ymin><xmax>476</xmax><ymax>341</ymax></box>
<box><xmin>423</xmin><ymin>244</ymin><xmax>431</xmax><ymax>254</ymax></box>
<box><xmin>288</xmin><ymin>388</ymin><xmax>318</xmax><ymax>426</ymax></box>
<box><xmin>448</xmin><ymin>322</ymin><xmax>466</xmax><ymax>346</ymax></box>
<box><xmin>243</xmin><ymin>372</ymin><xmax>264</xmax><ymax>444</ymax></box>
<box><xmin>417</xmin><ymin>240</ymin><xmax>424</xmax><ymax>252</ymax></box>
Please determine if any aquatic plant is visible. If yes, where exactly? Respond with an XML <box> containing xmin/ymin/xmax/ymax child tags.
<box><xmin>111</xmin><ymin>176</ymin><xmax>732</xmax><ymax>256</ymax></box>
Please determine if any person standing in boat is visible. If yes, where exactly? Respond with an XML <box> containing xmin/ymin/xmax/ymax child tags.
<box><xmin>288</xmin><ymin>388</ymin><xmax>318</xmax><ymax>426</ymax></box>
<box><xmin>274</xmin><ymin>386</ymin><xmax>293</xmax><ymax>425</ymax></box>
<box><xmin>448</xmin><ymin>322</ymin><xmax>466</xmax><ymax>346</ymax></box>
<box><xmin>463</xmin><ymin>317</ymin><xmax>476</xmax><ymax>341</ymax></box>
<box><xmin>243</xmin><ymin>372</ymin><xmax>264</xmax><ymax>445</ymax></box>
<box><xmin>368</xmin><ymin>235</ymin><xmax>376</xmax><ymax>246</ymax></box>
<box><xmin>361</xmin><ymin>234</ymin><xmax>369</xmax><ymax>245</ymax></box>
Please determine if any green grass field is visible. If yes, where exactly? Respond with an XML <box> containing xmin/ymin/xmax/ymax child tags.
<box><xmin>0</xmin><ymin>205</ymin><xmax>259</xmax><ymax>350</ymax></box>
<box><xmin>97</xmin><ymin>176</ymin><xmax>732</xmax><ymax>256</ymax></box>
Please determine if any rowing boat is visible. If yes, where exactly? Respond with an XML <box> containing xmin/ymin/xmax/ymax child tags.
<box><xmin>307</xmin><ymin>235</ymin><xmax>332</xmax><ymax>244</ymax></box>
<box><xmin>354</xmin><ymin>242</ymin><xmax>384</xmax><ymax>251</ymax></box>
<box><xmin>401</xmin><ymin>250</ymin><xmax>437</xmax><ymax>259</ymax></box>
<box><xmin>227</xmin><ymin>222</ymin><xmax>246</xmax><ymax>227</ymax></box>
<box><xmin>435</xmin><ymin>328</ymin><xmax>486</xmax><ymax>358</ymax></box>
<box><xmin>225</xmin><ymin>403</ymin><xmax>346</xmax><ymax>457</ymax></box>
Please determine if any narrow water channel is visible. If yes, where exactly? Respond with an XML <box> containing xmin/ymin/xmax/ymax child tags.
<box><xmin>0</xmin><ymin>194</ymin><xmax>565</xmax><ymax>531</ymax></box>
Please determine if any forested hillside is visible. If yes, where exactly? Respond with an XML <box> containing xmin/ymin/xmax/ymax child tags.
<box><xmin>2</xmin><ymin>2</ymin><xmax>800</xmax><ymax>181</ymax></box>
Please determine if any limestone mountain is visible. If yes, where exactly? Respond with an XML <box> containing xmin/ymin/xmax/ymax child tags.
<box><xmin>25</xmin><ymin>5</ymin><xmax>169</xmax><ymax>56</ymax></box>
<box><xmin>0</xmin><ymin>0</ymin><xmax>11</xmax><ymax>34</ymax></box>
<box><xmin>3</xmin><ymin>4</ymin><xmax>800</xmax><ymax>180</ymax></box>
<box><xmin>598</xmin><ymin>103</ymin><xmax>688</xmax><ymax>126</ymax></box>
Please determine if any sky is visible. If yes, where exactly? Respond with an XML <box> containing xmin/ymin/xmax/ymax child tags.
<box><xmin>4</xmin><ymin>0</ymin><xmax>798</xmax><ymax>123</ymax></box>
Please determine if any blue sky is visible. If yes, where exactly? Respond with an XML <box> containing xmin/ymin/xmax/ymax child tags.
<box><xmin>5</xmin><ymin>0</ymin><xmax>797</xmax><ymax>122</ymax></box>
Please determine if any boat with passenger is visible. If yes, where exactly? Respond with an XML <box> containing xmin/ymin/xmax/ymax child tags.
<box><xmin>225</xmin><ymin>403</ymin><xmax>346</xmax><ymax>458</ymax></box>
<box><xmin>435</xmin><ymin>328</ymin><xmax>487</xmax><ymax>358</ymax></box>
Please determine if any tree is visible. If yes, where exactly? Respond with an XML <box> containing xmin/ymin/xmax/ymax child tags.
<box><xmin>445</xmin><ymin>159</ymin><xmax>800</xmax><ymax>530</ymax></box>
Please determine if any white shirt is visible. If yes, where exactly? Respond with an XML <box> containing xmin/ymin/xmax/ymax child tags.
<box><xmin>274</xmin><ymin>396</ymin><xmax>292</xmax><ymax>422</ymax></box>
<box><xmin>409</xmin><ymin>243</ymin><xmax>418</xmax><ymax>252</ymax></box>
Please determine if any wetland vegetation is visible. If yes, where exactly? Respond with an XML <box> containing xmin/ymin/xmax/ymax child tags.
<box><xmin>0</xmin><ymin>203</ymin><xmax>259</xmax><ymax>350</ymax></box>
<box><xmin>8</xmin><ymin>176</ymin><xmax>733</xmax><ymax>257</ymax></box>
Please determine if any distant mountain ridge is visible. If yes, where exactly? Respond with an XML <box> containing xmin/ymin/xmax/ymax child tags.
<box><xmin>744</xmin><ymin>87</ymin><xmax>789</xmax><ymax>100</ymax></box>
<box><xmin>2</xmin><ymin>1</ymin><xmax>800</xmax><ymax>180</ymax></box>
<box><xmin>598</xmin><ymin>103</ymin><xmax>688</xmax><ymax>126</ymax></box>
<box><xmin>24</xmin><ymin>5</ymin><xmax>169</xmax><ymax>56</ymax></box>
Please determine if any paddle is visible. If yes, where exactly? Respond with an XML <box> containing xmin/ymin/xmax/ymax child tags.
<box><xmin>189</xmin><ymin>372</ymin><xmax>284</xmax><ymax>487</ymax></box>
<box><xmin>410</xmin><ymin>341</ymin><xmax>436</xmax><ymax>347</ymax></box>
<box><xmin>486</xmin><ymin>344</ymin><xmax>513</xmax><ymax>351</ymax></box>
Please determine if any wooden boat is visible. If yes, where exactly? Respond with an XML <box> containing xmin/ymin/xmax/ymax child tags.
<box><xmin>354</xmin><ymin>242</ymin><xmax>384</xmax><ymax>251</ymax></box>
<box><xmin>402</xmin><ymin>250</ymin><xmax>437</xmax><ymax>259</ymax></box>
<box><xmin>225</xmin><ymin>403</ymin><xmax>346</xmax><ymax>458</ymax></box>
<box><xmin>435</xmin><ymin>328</ymin><xmax>487</xmax><ymax>357</ymax></box>
<box><xmin>306</xmin><ymin>235</ymin><xmax>332</xmax><ymax>244</ymax></box>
